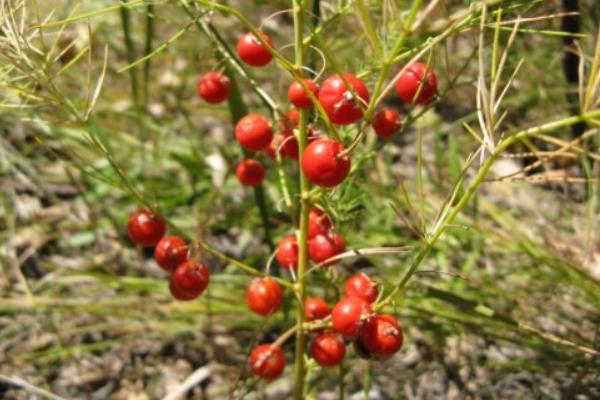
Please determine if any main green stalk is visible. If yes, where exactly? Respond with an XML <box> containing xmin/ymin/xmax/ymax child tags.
<box><xmin>292</xmin><ymin>1</ymin><xmax>310</xmax><ymax>399</ymax></box>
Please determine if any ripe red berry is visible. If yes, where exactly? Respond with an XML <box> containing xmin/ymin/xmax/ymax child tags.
<box><xmin>309</xmin><ymin>233</ymin><xmax>342</xmax><ymax>263</ymax></box>
<box><xmin>331</xmin><ymin>296</ymin><xmax>372</xmax><ymax>337</ymax></box>
<box><xmin>170</xmin><ymin>260</ymin><xmax>210</xmax><ymax>301</ymax></box>
<box><xmin>318</xmin><ymin>73</ymin><xmax>370</xmax><ymax>125</ymax></box>
<box><xmin>301</xmin><ymin>139</ymin><xmax>351</xmax><ymax>188</ymax></box>
<box><xmin>279</xmin><ymin>132</ymin><xmax>299</xmax><ymax>160</ymax></box>
<box><xmin>372</xmin><ymin>108</ymin><xmax>402</xmax><ymax>139</ymax></box>
<box><xmin>310</xmin><ymin>332</ymin><xmax>346</xmax><ymax>367</ymax></box>
<box><xmin>246</xmin><ymin>277</ymin><xmax>284</xmax><ymax>316</ymax></box>
<box><xmin>275</xmin><ymin>235</ymin><xmax>298</xmax><ymax>270</ymax></box>
<box><xmin>249</xmin><ymin>343</ymin><xmax>285</xmax><ymax>380</ymax></box>
<box><xmin>128</xmin><ymin>209</ymin><xmax>166</xmax><ymax>247</ymax></box>
<box><xmin>235</xmin><ymin>114</ymin><xmax>273</xmax><ymax>152</ymax></box>
<box><xmin>288</xmin><ymin>79</ymin><xmax>319</xmax><ymax>109</ymax></box>
<box><xmin>236</xmin><ymin>159</ymin><xmax>265</xmax><ymax>187</ymax></box>
<box><xmin>197</xmin><ymin>71</ymin><xmax>230</xmax><ymax>104</ymax></box>
<box><xmin>304</xmin><ymin>297</ymin><xmax>331</xmax><ymax>321</ymax></box>
<box><xmin>308</xmin><ymin>207</ymin><xmax>333</xmax><ymax>239</ymax></box>
<box><xmin>344</xmin><ymin>273</ymin><xmax>378</xmax><ymax>303</ymax></box>
<box><xmin>169</xmin><ymin>279</ymin><xmax>197</xmax><ymax>301</ymax></box>
<box><xmin>264</xmin><ymin>138</ymin><xmax>277</xmax><ymax>159</ymax></box>
<box><xmin>154</xmin><ymin>236</ymin><xmax>188</xmax><ymax>271</ymax></box>
<box><xmin>236</xmin><ymin>32</ymin><xmax>274</xmax><ymax>67</ymax></box>
<box><xmin>395</xmin><ymin>62</ymin><xmax>437</xmax><ymax>105</ymax></box>
<box><xmin>331</xmin><ymin>232</ymin><xmax>346</xmax><ymax>253</ymax></box>
<box><xmin>279</xmin><ymin>109</ymin><xmax>300</xmax><ymax>134</ymax></box>
<box><xmin>357</xmin><ymin>314</ymin><xmax>404</xmax><ymax>358</ymax></box>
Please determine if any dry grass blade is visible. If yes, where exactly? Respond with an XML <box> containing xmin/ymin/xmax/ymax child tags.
<box><xmin>314</xmin><ymin>246</ymin><xmax>411</xmax><ymax>268</ymax></box>
<box><xmin>162</xmin><ymin>365</ymin><xmax>214</xmax><ymax>400</ymax></box>
<box><xmin>0</xmin><ymin>374</ymin><xmax>67</xmax><ymax>400</ymax></box>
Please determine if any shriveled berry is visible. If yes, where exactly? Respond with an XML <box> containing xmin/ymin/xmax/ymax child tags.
<box><xmin>236</xmin><ymin>159</ymin><xmax>265</xmax><ymax>187</ymax></box>
<box><xmin>310</xmin><ymin>332</ymin><xmax>346</xmax><ymax>367</ymax></box>
<box><xmin>344</xmin><ymin>273</ymin><xmax>378</xmax><ymax>303</ymax></box>
<box><xmin>236</xmin><ymin>32</ymin><xmax>274</xmax><ymax>67</ymax></box>
<box><xmin>331</xmin><ymin>296</ymin><xmax>372</xmax><ymax>337</ymax></box>
<box><xmin>318</xmin><ymin>73</ymin><xmax>369</xmax><ymax>125</ymax></box>
<box><xmin>395</xmin><ymin>62</ymin><xmax>437</xmax><ymax>105</ymax></box>
<box><xmin>288</xmin><ymin>79</ymin><xmax>319</xmax><ymax>109</ymax></box>
<box><xmin>197</xmin><ymin>71</ymin><xmax>230</xmax><ymax>104</ymax></box>
<box><xmin>170</xmin><ymin>260</ymin><xmax>210</xmax><ymax>301</ymax></box>
<box><xmin>276</xmin><ymin>235</ymin><xmax>298</xmax><ymax>270</ymax></box>
<box><xmin>128</xmin><ymin>209</ymin><xmax>166</xmax><ymax>247</ymax></box>
<box><xmin>304</xmin><ymin>297</ymin><xmax>331</xmax><ymax>321</ymax></box>
<box><xmin>357</xmin><ymin>314</ymin><xmax>404</xmax><ymax>358</ymax></box>
<box><xmin>249</xmin><ymin>343</ymin><xmax>285</xmax><ymax>380</ymax></box>
<box><xmin>154</xmin><ymin>236</ymin><xmax>188</xmax><ymax>271</ymax></box>
<box><xmin>246</xmin><ymin>277</ymin><xmax>284</xmax><ymax>316</ymax></box>
<box><xmin>301</xmin><ymin>138</ymin><xmax>351</xmax><ymax>188</ymax></box>
<box><xmin>372</xmin><ymin>108</ymin><xmax>402</xmax><ymax>139</ymax></box>
<box><xmin>308</xmin><ymin>207</ymin><xmax>333</xmax><ymax>239</ymax></box>
<box><xmin>235</xmin><ymin>114</ymin><xmax>273</xmax><ymax>152</ymax></box>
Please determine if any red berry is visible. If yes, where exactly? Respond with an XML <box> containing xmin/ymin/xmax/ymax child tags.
<box><xmin>301</xmin><ymin>139</ymin><xmax>351</xmax><ymax>188</ymax></box>
<box><xmin>154</xmin><ymin>236</ymin><xmax>188</xmax><ymax>271</ymax></box>
<box><xmin>331</xmin><ymin>296</ymin><xmax>372</xmax><ymax>337</ymax></box>
<box><xmin>128</xmin><ymin>209</ymin><xmax>166</xmax><ymax>247</ymax></box>
<box><xmin>280</xmin><ymin>132</ymin><xmax>299</xmax><ymax>160</ymax></box>
<box><xmin>275</xmin><ymin>235</ymin><xmax>298</xmax><ymax>270</ymax></box>
<box><xmin>170</xmin><ymin>260</ymin><xmax>210</xmax><ymax>301</ymax></box>
<box><xmin>357</xmin><ymin>314</ymin><xmax>404</xmax><ymax>358</ymax></box>
<box><xmin>308</xmin><ymin>233</ymin><xmax>341</xmax><ymax>263</ymax></box>
<box><xmin>310</xmin><ymin>332</ymin><xmax>346</xmax><ymax>367</ymax></box>
<box><xmin>249</xmin><ymin>343</ymin><xmax>285</xmax><ymax>380</ymax></box>
<box><xmin>264</xmin><ymin>138</ymin><xmax>277</xmax><ymax>159</ymax></box>
<box><xmin>395</xmin><ymin>62</ymin><xmax>437</xmax><ymax>105</ymax></box>
<box><xmin>372</xmin><ymin>108</ymin><xmax>402</xmax><ymax>139</ymax></box>
<box><xmin>318</xmin><ymin>73</ymin><xmax>370</xmax><ymax>125</ymax></box>
<box><xmin>236</xmin><ymin>159</ymin><xmax>265</xmax><ymax>187</ymax></box>
<box><xmin>236</xmin><ymin>32</ymin><xmax>274</xmax><ymax>67</ymax></box>
<box><xmin>169</xmin><ymin>279</ymin><xmax>197</xmax><ymax>301</ymax></box>
<box><xmin>197</xmin><ymin>71</ymin><xmax>230</xmax><ymax>104</ymax></box>
<box><xmin>279</xmin><ymin>109</ymin><xmax>300</xmax><ymax>134</ymax></box>
<box><xmin>235</xmin><ymin>114</ymin><xmax>273</xmax><ymax>152</ymax></box>
<box><xmin>308</xmin><ymin>207</ymin><xmax>333</xmax><ymax>239</ymax></box>
<box><xmin>288</xmin><ymin>79</ymin><xmax>319</xmax><ymax>109</ymax></box>
<box><xmin>304</xmin><ymin>297</ymin><xmax>331</xmax><ymax>321</ymax></box>
<box><xmin>246</xmin><ymin>277</ymin><xmax>284</xmax><ymax>316</ymax></box>
<box><xmin>344</xmin><ymin>273</ymin><xmax>378</xmax><ymax>303</ymax></box>
<box><xmin>331</xmin><ymin>232</ymin><xmax>346</xmax><ymax>253</ymax></box>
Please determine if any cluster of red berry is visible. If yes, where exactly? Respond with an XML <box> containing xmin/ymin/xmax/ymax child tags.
<box><xmin>132</xmin><ymin>28</ymin><xmax>438</xmax><ymax>382</ymax></box>
<box><xmin>246</xmin><ymin>271</ymin><xmax>403</xmax><ymax>379</ymax></box>
<box><xmin>128</xmin><ymin>209</ymin><xmax>209</xmax><ymax>301</ymax></box>
<box><xmin>197</xmin><ymin>31</ymin><xmax>437</xmax><ymax>190</ymax></box>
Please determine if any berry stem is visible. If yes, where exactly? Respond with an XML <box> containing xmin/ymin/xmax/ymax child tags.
<box><xmin>292</xmin><ymin>0</ymin><xmax>309</xmax><ymax>398</ymax></box>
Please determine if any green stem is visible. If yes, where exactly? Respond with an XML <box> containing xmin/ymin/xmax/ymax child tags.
<box><xmin>376</xmin><ymin>109</ymin><xmax>600</xmax><ymax>310</ymax></box>
<box><xmin>292</xmin><ymin>1</ymin><xmax>309</xmax><ymax>399</ymax></box>
<box><xmin>142</xmin><ymin>3</ymin><xmax>154</xmax><ymax>109</ymax></box>
<box><xmin>119</xmin><ymin>1</ymin><xmax>139</xmax><ymax>108</ymax></box>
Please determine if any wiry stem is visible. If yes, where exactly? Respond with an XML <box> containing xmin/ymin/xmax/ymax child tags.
<box><xmin>376</xmin><ymin>109</ymin><xmax>600</xmax><ymax>311</ymax></box>
<box><xmin>292</xmin><ymin>0</ymin><xmax>309</xmax><ymax>398</ymax></box>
